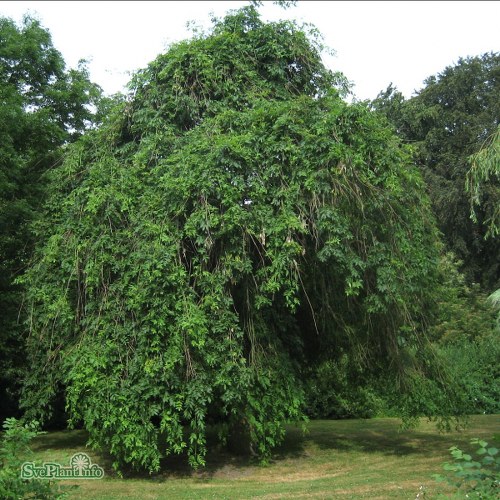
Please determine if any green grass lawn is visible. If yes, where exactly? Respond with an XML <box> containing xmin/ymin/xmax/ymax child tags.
<box><xmin>28</xmin><ymin>415</ymin><xmax>499</xmax><ymax>499</ymax></box>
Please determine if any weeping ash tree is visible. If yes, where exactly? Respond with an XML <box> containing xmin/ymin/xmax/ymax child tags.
<box><xmin>21</xmin><ymin>6</ymin><xmax>448</xmax><ymax>471</ymax></box>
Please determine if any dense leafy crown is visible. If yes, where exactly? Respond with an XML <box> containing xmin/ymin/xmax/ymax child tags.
<box><xmin>21</xmin><ymin>6</ymin><xmax>442</xmax><ymax>472</ymax></box>
<box><xmin>468</xmin><ymin>124</ymin><xmax>500</xmax><ymax>239</ymax></box>
<box><xmin>372</xmin><ymin>53</ymin><xmax>500</xmax><ymax>289</ymax></box>
<box><xmin>0</xmin><ymin>14</ymin><xmax>101</xmax><ymax>422</ymax></box>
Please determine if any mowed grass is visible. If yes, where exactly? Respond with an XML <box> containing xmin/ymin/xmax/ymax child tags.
<box><xmin>29</xmin><ymin>415</ymin><xmax>499</xmax><ymax>499</ymax></box>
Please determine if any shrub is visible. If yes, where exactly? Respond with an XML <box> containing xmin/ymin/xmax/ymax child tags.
<box><xmin>0</xmin><ymin>418</ymin><xmax>64</xmax><ymax>499</ymax></box>
<box><xmin>304</xmin><ymin>356</ymin><xmax>387</xmax><ymax>419</ymax></box>
<box><xmin>437</xmin><ymin>335</ymin><xmax>500</xmax><ymax>415</ymax></box>
<box><xmin>433</xmin><ymin>438</ymin><xmax>500</xmax><ymax>498</ymax></box>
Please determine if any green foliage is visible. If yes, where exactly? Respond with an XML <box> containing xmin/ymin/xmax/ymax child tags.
<box><xmin>433</xmin><ymin>438</ymin><xmax>500</xmax><ymax>498</ymax></box>
<box><xmin>467</xmin><ymin>125</ymin><xmax>500</xmax><ymax>239</ymax></box>
<box><xmin>488</xmin><ymin>288</ymin><xmax>500</xmax><ymax>331</ymax></box>
<box><xmin>0</xmin><ymin>14</ymin><xmax>102</xmax><ymax>422</ymax></box>
<box><xmin>251</xmin><ymin>0</ymin><xmax>297</xmax><ymax>8</ymax></box>
<box><xmin>437</xmin><ymin>336</ymin><xmax>500</xmax><ymax>416</ymax></box>
<box><xmin>467</xmin><ymin>125</ymin><xmax>500</xmax><ymax>350</ymax></box>
<box><xmin>305</xmin><ymin>253</ymin><xmax>498</xmax><ymax>422</ymax></box>
<box><xmin>21</xmin><ymin>6</ymin><xmax>450</xmax><ymax>472</ymax></box>
<box><xmin>304</xmin><ymin>356</ymin><xmax>386</xmax><ymax>419</ymax></box>
<box><xmin>424</xmin><ymin>253</ymin><xmax>499</xmax><ymax>416</ymax></box>
<box><xmin>429</xmin><ymin>253</ymin><xmax>496</xmax><ymax>344</ymax></box>
<box><xmin>382</xmin><ymin>347</ymin><xmax>470</xmax><ymax>432</ymax></box>
<box><xmin>0</xmin><ymin>418</ymin><xmax>64</xmax><ymax>499</ymax></box>
<box><xmin>372</xmin><ymin>53</ymin><xmax>500</xmax><ymax>289</ymax></box>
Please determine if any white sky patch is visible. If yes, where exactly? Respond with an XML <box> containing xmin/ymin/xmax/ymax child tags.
<box><xmin>1</xmin><ymin>1</ymin><xmax>499</xmax><ymax>100</ymax></box>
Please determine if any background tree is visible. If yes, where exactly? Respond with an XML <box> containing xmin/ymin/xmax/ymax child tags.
<box><xmin>467</xmin><ymin>124</ymin><xmax>500</xmax><ymax>239</ymax></box>
<box><xmin>467</xmin><ymin>124</ymin><xmax>500</xmax><ymax>328</ymax></box>
<box><xmin>21</xmin><ymin>6</ymin><xmax>462</xmax><ymax>472</ymax></box>
<box><xmin>0</xmin><ymin>14</ymin><xmax>102</xmax><ymax>422</ymax></box>
<box><xmin>372</xmin><ymin>54</ymin><xmax>500</xmax><ymax>290</ymax></box>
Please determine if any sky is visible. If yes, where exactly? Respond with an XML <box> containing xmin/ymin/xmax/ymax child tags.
<box><xmin>1</xmin><ymin>1</ymin><xmax>499</xmax><ymax>101</ymax></box>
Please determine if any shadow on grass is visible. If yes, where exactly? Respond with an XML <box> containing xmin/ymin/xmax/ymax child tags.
<box><xmin>31</xmin><ymin>429</ymin><xmax>88</xmax><ymax>451</ymax></box>
<box><xmin>287</xmin><ymin>415</ymin><xmax>500</xmax><ymax>458</ymax></box>
<box><xmin>29</xmin><ymin>415</ymin><xmax>500</xmax><ymax>481</ymax></box>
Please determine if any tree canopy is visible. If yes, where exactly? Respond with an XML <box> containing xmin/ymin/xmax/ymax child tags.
<box><xmin>467</xmin><ymin>124</ymin><xmax>500</xmax><ymax>239</ymax></box>
<box><xmin>0</xmin><ymin>14</ymin><xmax>101</xmax><ymax>421</ymax></box>
<box><xmin>20</xmin><ymin>6</ymin><xmax>456</xmax><ymax>472</ymax></box>
<box><xmin>372</xmin><ymin>53</ymin><xmax>500</xmax><ymax>290</ymax></box>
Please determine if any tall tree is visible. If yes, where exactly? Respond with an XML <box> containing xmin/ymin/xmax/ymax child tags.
<box><xmin>467</xmin><ymin>124</ymin><xmax>500</xmax><ymax>238</ymax></box>
<box><xmin>0</xmin><ymin>14</ymin><xmax>101</xmax><ymax>421</ymax></box>
<box><xmin>372</xmin><ymin>54</ymin><xmax>500</xmax><ymax>290</ymax></box>
<box><xmin>467</xmin><ymin>124</ymin><xmax>500</xmax><ymax>329</ymax></box>
<box><xmin>21</xmin><ymin>6</ymin><xmax>456</xmax><ymax>472</ymax></box>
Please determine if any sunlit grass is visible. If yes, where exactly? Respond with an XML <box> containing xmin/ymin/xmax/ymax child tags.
<box><xmin>28</xmin><ymin>415</ymin><xmax>499</xmax><ymax>499</ymax></box>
